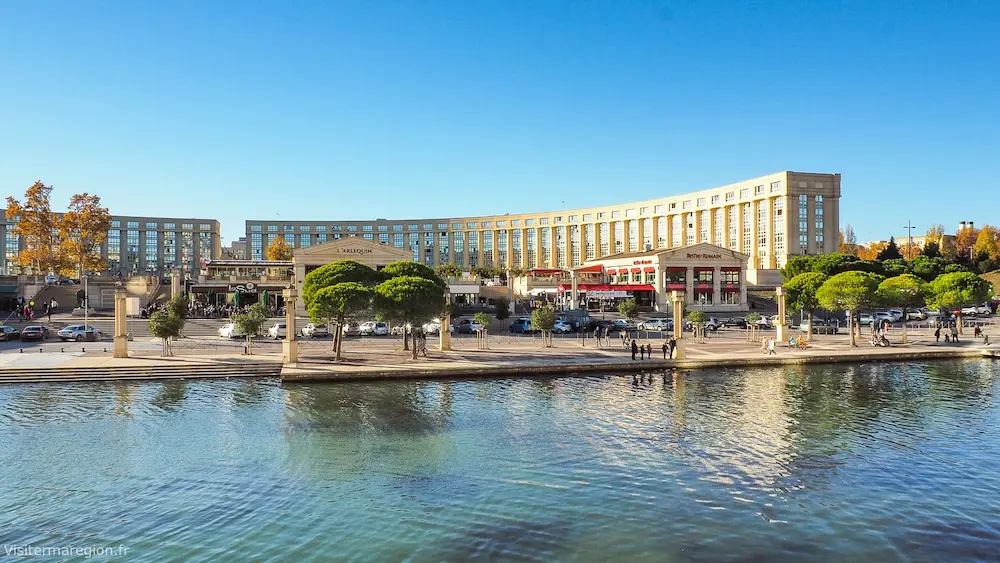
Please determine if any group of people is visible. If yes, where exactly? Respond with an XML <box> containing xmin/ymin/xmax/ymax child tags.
<box><xmin>934</xmin><ymin>322</ymin><xmax>960</xmax><ymax>343</ymax></box>
<box><xmin>870</xmin><ymin>319</ymin><xmax>891</xmax><ymax>347</ymax></box>
<box><xmin>628</xmin><ymin>337</ymin><xmax>677</xmax><ymax>360</ymax></box>
<box><xmin>8</xmin><ymin>296</ymin><xmax>58</xmax><ymax>322</ymax></box>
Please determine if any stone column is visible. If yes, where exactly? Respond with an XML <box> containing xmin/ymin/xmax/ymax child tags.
<box><xmin>712</xmin><ymin>267</ymin><xmax>722</xmax><ymax>309</ymax></box>
<box><xmin>693</xmin><ymin>212</ymin><xmax>702</xmax><ymax>244</ymax></box>
<box><xmin>549</xmin><ymin>227</ymin><xmax>558</xmax><ymax>269</ymax></box>
<box><xmin>570</xmin><ymin>270</ymin><xmax>579</xmax><ymax>309</ymax></box>
<box><xmin>113</xmin><ymin>287</ymin><xmax>128</xmax><ymax>358</ymax></box>
<box><xmin>775</xmin><ymin>286</ymin><xmax>788</xmax><ymax>342</ymax></box>
<box><xmin>750</xmin><ymin>200</ymin><xmax>760</xmax><ymax>270</ymax></box>
<box><xmin>635</xmin><ymin>219</ymin><xmax>644</xmax><ymax>251</ymax></box>
<box><xmin>592</xmin><ymin>224</ymin><xmax>601</xmax><ymax>259</ymax></box>
<box><xmin>282</xmin><ymin>287</ymin><xmax>298</xmax><ymax>365</ymax></box>
<box><xmin>170</xmin><ymin>268</ymin><xmax>181</xmax><ymax>299</ymax></box>
<box><xmin>765</xmin><ymin>197</ymin><xmax>775</xmax><ymax>270</ymax></box>
<box><xmin>607</xmin><ymin>222</ymin><xmax>616</xmax><ymax>255</ymax></box>
<box><xmin>440</xmin><ymin>290</ymin><xmax>452</xmax><ymax>351</ymax></box>
<box><xmin>685</xmin><ymin>266</ymin><xmax>695</xmax><ymax>305</ymax></box>
<box><xmin>722</xmin><ymin>205</ymin><xmax>732</xmax><ymax>249</ymax></box>
<box><xmin>679</xmin><ymin>215</ymin><xmax>688</xmax><ymax>247</ymax></box>
<box><xmin>672</xmin><ymin>290</ymin><xmax>686</xmax><ymax>360</ymax></box>
<box><xmin>519</xmin><ymin>229</ymin><xmax>529</xmax><ymax>269</ymax></box>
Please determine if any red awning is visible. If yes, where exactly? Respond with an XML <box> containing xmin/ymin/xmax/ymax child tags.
<box><xmin>574</xmin><ymin>265</ymin><xmax>604</xmax><ymax>273</ymax></box>
<box><xmin>666</xmin><ymin>284</ymin><xmax>686</xmax><ymax>290</ymax></box>
<box><xmin>723</xmin><ymin>287</ymin><xmax>740</xmax><ymax>292</ymax></box>
<box><xmin>666</xmin><ymin>267</ymin><xmax>687</xmax><ymax>272</ymax></box>
<box><xmin>559</xmin><ymin>283</ymin><xmax>655</xmax><ymax>292</ymax></box>
<box><xmin>643</xmin><ymin>267</ymin><xmax>655</xmax><ymax>273</ymax></box>
<box><xmin>630</xmin><ymin>267</ymin><xmax>641</xmax><ymax>273</ymax></box>
<box><xmin>721</xmin><ymin>267</ymin><xmax>741</xmax><ymax>272</ymax></box>
<box><xmin>609</xmin><ymin>283</ymin><xmax>656</xmax><ymax>291</ymax></box>
<box><xmin>606</xmin><ymin>269</ymin><xmax>617</xmax><ymax>275</ymax></box>
<box><xmin>694</xmin><ymin>266</ymin><xmax>714</xmax><ymax>272</ymax></box>
<box><xmin>694</xmin><ymin>287</ymin><xmax>713</xmax><ymax>293</ymax></box>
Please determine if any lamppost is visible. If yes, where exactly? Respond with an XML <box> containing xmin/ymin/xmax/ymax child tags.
<box><xmin>902</xmin><ymin>220</ymin><xmax>917</xmax><ymax>260</ymax></box>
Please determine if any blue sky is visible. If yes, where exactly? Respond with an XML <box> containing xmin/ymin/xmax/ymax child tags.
<box><xmin>1</xmin><ymin>1</ymin><xmax>998</xmax><ymax>245</ymax></box>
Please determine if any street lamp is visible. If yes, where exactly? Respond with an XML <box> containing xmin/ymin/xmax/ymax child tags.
<box><xmin>902</xmin><ymin>221</ymin><xmax>917</xmax><ymax>260</ymax></box>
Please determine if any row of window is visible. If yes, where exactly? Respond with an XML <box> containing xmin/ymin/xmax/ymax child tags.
<box><xmin>109</xmin><ymin>221</ymin><xmax>213</xmax><ymax>231</ymax></box>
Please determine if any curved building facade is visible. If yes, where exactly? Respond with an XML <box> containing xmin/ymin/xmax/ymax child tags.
<box><xmin>246</xmin><ymin>171</ymin><xmax>840</xmax><ymax>286</ymax></box>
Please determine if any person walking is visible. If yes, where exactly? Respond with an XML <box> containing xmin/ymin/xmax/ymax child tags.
<box><xmin>639</xmin><ymin>343</ymin><xmax>645</xmax><ymax>360</ymax></box>
<box><xmin>662</xmin><ymin>341</ymin><xmax>668</xmax><ymax>359</ymax></box>
<box><xmin>951</xmin><ymin>323</ymin><xmax>959</xmax><ymax>342</ymax></box>
<box><xmin>631</xmin><ymin>339</ymin><xmax>638</xmax><ymax>361</ymax></box>
<box><xmin>767</xmin><ymin>338</ymin><xmax>776</xmax><ymax>355</ymax></box>
<box><xmin>668</xmin><ymin>337</ymin><xmax>676</xmax><ymax>359</ymax></box>
<box><xmin>934</xmin><ymin>327</ymin><xmax>941</xmax><ymax>342</ymax></box>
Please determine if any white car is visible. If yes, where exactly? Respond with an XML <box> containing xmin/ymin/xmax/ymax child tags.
<box><xmin>300</xmin><ymin>323</ymin><xmax>330</xmax><ymax>338</ymax></box>
<box><xmin>640</xmin><ymin>318</ymin><xmax>670</xmax><ymax>331</ymax></box>
<box><xmin>976</xmin><ymin>304</ymin><xmax>992</xmax><ymax>316</ymax></box>
<box><xmin>885</xmin><ymin>310</ymin><xmax>904</xmax><ymax>322</ymax></box>
<box><xmin>874</xmin><ymin>312</ymin><xmax>895</xmax><ymax>323</ymax></box>
<box><xmin>219</xmin><ymin>322</ymin><xmax>244</xmax><ymax>339</ymax></box>
<box><xmin>906</xmin><ymin>309</ymin><xmax>928</xmax><ymax>321</ymax></box>
<box><xmin>267</xmin><ymin>322</ymin><xmax>287</xmax><ymax>339</ymax></box>
<box><xmin>960</xmin><ymin>306</ymin><xmax>979</xmax><ymax>317</ymax></box>
<box><xmin>360</xmin><ymin>321</ymin><xmax>389</xmax><ymax>336</ymax></box>
<box><xmin>552</xmin><ymin>320</ymin><xmax>573</xmax><ymax>333</ymax></box>
<box><xmin>858</xmin><ymin>313</ymin><xmax>876</xmax><ymax>325</ymax></box>
<box><xmin>57</xmin><ymin>324</ymin><xmax>103</xmax><ymax>342</ymax></box>
<box><xmin>422</xmin><ymin>319</ymin><xmax>454</xmax><ymax>335</ymax></box>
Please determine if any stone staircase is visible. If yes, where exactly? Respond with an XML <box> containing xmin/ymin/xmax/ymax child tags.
<box><xmin>30</xmin><ymin>284</ymin><xmax>83</xmax><ymax>313</ymax></box>
<box><xmin>0</xmin><ymin>362</ymin><xmax>281</xmax><ymax>384</ymax></box>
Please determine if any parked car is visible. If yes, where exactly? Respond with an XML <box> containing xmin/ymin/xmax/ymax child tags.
<box><xmin>19</xmin><ymin>325</ymin><xmax>50</xmax><ymax>341</ymax></box>
<box><xmin>640</xmin><ymin>318</ymin><xmax>670</xmax><ymax>331</ymax></box>
<box><xmin>612</xmin><ymin>319</ymin><xmax>636</xmax><ymax>331</ymax></box>
<box><xmin>455</xmin><ymin>318</ymin><xmax>484</xmax><ymax>334</ymax></box>
<box><xmin>267</xmin><ymin>322</ymin><xmax>287</xmax><ymax>339</ymax></box>
<box><xmin>858</xmin><ymin>313</ymin><xmax>875</xmax><ymax>325</ymax></box>
<box><xmin>552</xmin><ymin>320</ymin><xmax>573</xmax><ymax>333</ymax></box>
<box><xmin>390</xmin><ymin>324</ymin><xmax>410</xmax><ymax>336</ymax></box>
<box><xmin>0</xmin><ymin>325</ymin><xmax>20</xmax><ymax>341</ymax></box>
<box><xmin>219</xmin><ymin>322</ymin><xmax>244</xmax><ymax>339</ymax></box>
<box><xmin>801</xmin><ymin>320</ymin><xmax>839</xmax><ymax>334</ymax></box>
<box><xmin>886</xmin><ymin>310</ymin><xmax>904</xmax><ymax>322</ymax></box>
<box><xmin>723</xmin><ymin>317</ymin><xmax>747</xmax><ymax>328</ymax></box>
<box><xmin>906</xmin><ymin>308</ymin><xmax>928</xmax><ymax>321</ymax></box>
<box><xmin>300</xmin><ymin>323</ymin><xmax>330</xmax><ymax>338</ymax></box>
<box><xmin>874</xmin><ymin>312</ymin><xmax>895</xmax><ymax>323</ymax></box>
<box><xmin>57</xmin><ymin>324</ymin><xmax>103</xmax><ymax>342</ymax></box>
<box><xmin>342</xmin><ymin>322</ymin><xmax>362</xmax><ymax>336</ymax></box>
<box><xmin>975</xmin><ymin>304</ymin><xmax>992</xmax><ymax>316</ymax></box>
<box><xmin>360</xmin><ymin>321</ymin><xmax>389</xmax><ymax>336</ymax></box>
<box><xmin>422</xmin><ymin>319</ymin><xmax>454</xmax><ymax>335</ymax></box>
<box><xmin>509</xmin><ymin>318</ymin><xmax>533</xmax><ymax>333</ymax></box>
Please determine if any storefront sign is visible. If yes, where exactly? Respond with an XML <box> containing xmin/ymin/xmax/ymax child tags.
<box><xmin>335</xmin><ymin>248</ymin><xmax>374</xmax><ymax>255</ymax></box>
<box><xmin>687</xmin><ymin>253</ymin><xmax>722</xmax><ymax>259</ymax></box>
<box><xmin>632</xmin><ymin>259</ymin><xmax>653</xmax><ymax>265</ymax></box>
<box><xmin>589</xmin><ymin>290</ymin><xmax>628</xmax><ymax>298</ymax></box>
<box><xmin>228</xmin><ymin>282</ymin><xmax>258</xmax><ymax>294</ymax></box>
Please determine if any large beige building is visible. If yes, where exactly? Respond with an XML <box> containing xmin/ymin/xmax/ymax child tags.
<box><xmin>246</xmin><ymin>171</ymin><xmax>840</xmax><ymax>286</ymax></box>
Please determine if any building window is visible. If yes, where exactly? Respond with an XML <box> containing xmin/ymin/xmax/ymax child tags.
<box><xmin>599</xmin><ymin>223</ymin><xmax>609</xmax><ymax>257</ymax></box>
<box><xmin>377</xmin><ymin>225</ymin><xmax>388</xmax><ymax>232</ymax></box>
<box><xmin>127</xmin><ymin>221</ymin><xmax>139</xmax><ymax>229</ymax></box>
<box><xmin>694</xmin><ymin>292</ymin><xmax>713</xmax><ymax>306</ymax></box>
<box><xmin>583</xmin><ymin>214</ymin><xmax>593</xmax><ymax>221</ymax></box>
<box><xmin>664</xmin><ymin>269</ymin><xmax>685</xmax><ymax>285</ymax></box>
<box><xmin>301</xmin><ymin>233</ymin><xmax>312</xmax><ymax>247</ymax></box>
<box><xmin>454</xmin><ymin>231</ymin><xmax>465</xmax><ymax>266</ymax></box>
<box><xmin>408</xmin><ymin>224</ymin><xmax>418</xmax><ymax>231</ymax></box>
<box><xmin>333</xmin><ymin>225</ymin><xmax>343</xmax><ymax>231</ymax></box>
<box><xmin>497</xmin><ymin>221</ymin><xmax>506</xmax><ymax>227</ymax></box>
<box><xmin>815</xmin><ymin>195</ymin><xmax>824</xmax><ymax>249</ymax></box>
<box><xmin>699</xmin><ymin>211</ymin><xmax>709</xmax><ymax>243</ymax></box>
<box><xmin>671</xmin><ymin>215</ymin><xmax>681</xmax><ymax>248</ymax></box>
<box><xmin>642</xmin><ymin>218</ymin><xmax>652</xmax><ymax>251</ymax></box>
<box><xmin>729</xmin><ymin>206</ymin><xmax>738</xmax><ymax>251</ymax></box>
<box><xmin>584</xmin><ymin>224</ymin><xmax>595</xmax><ymax>260</ymax></box>
<box><xmin>770</xmin><ymin>181</ymin><xmax>782</xmax><ymax>193</ymax></box>
<box><xmin>267</xmin><ymin>225</ymin><xmax>278</xmax><ymax>232</ymax></box>
<box><xmin>409</xmin><ymin>233</ymin><xmax>419</xmax><ymax>262</ymax></box>
<box><xmin>300</xmin><ymin>225</ymin><xmax>311</xmax><ymax>232</ymax></box>
<box><xmin>540</xmin><ymin>218</ymin><xmax>549</xmax><ymax>225</ymax></box>
<box><xmin>646</xmin><ymin>272</ymin><xmax>655</xmax><ymax>284</ymax></box>
<box><xmin>107</xmin><ymin>229</ymin><xmax>121</xmax><ymax>274</ymax></box>
<box><xmin>468</xmin><ymin>232</ymin><xmax>479</xmax><ymax>267</ymax></box>
<box><xmin>422</xmin><ymin>231</ymin><xmax>434</xmax><ymax>264</ymax></box>
<box><xmin>742</xmin><ymin>203</ymin><xmax>752</xmax><ymax>255</ymax></box>
<box><xmin>317</xmin><ymin>234</ymin><xmax>327</xmax><ymax>244</ymax></box>
<box><xmin>569</xmin><ymin>225</ymin><xmax>579</xmax><ymax>266</ymax></box>
<box><xmin>284</xmin><ymin>225</ymin><xmax>295</xmax><ymax>232</ymax></box>
<box><xmin>611</xmin><ymin>211</ymin><xmax>620</xmax><ymax>219</ymax></box>
<box><xmin>720</xmin><ymin>291</ymin><xmax>740</xmax><ymax>305</ymax></box>
<box><xmin>711</xmin><ymin>195</ymin><xmax>720</xmax><ymax>204</ymax></box>
<box><xmin>682</xmin><ymin>200</ymin><xmax>692</xmax><ymax>210</ymax></box>
<box><xmin>614</xmin><ymin>222</ymin><xmax>624</xmax><ymax>254</ymax></box>
<box><xmin>162</xmin><ymin>230</ymin><xmax>176</xmax><ymax>271</ymax></box>
<box><xmin>722</xmin><ymin>270</ymin><xmax>740</xmax><ymax>284</ymax></box>
<box><xmin>284</xmin><ymin>233</ymin><xmax>295</xmax><ymax>247</ymax></box>
<box><xmin>144</xmin><ymin>231</ymin><xmax>158</xmax><ymax>273</ymax></box>
<box><xmin>423</xmin><ymin>224</ymin><xmax>433</xmax><ymax>231</ymax></box>
<box><xmin>656</xmin><ymin>217</ymin><xmax>666</xmax><ymax>248</ymax></box>
<box><xmin>539</xmin><ymin>228</ymin><xmax>550</xmax><ymax>268</ymax></box>
<box><xmin>483</xmin><ymin>230</ymin><xmax>494</xmax><ymax>266</ymax></box>
<box><xmin>512</xmin><ymin>228</ymin><xmax>522</xmax><ymax>267</ymax></box>
<box><xmin>482</xmin><ymin>221</ymin><xmax>492</xmax><ymax>228</ymax></box>
<box><xmin>316</xmin><ymin>225</ymin><xmax>327</xmax><ymax>232</ymax></box>
<box><xmin>628</xmin><ymin>220</ymin><xmax>638</xmax><ymax>252</ymax></box>
<box><xmin>126</xmin><ymin>229</ymin><xmax>140</xmax><ymax>275</ymax></box>
<box><xmin>799</xmin><ymin>194</ymin><xmax>809</xmax><ymax>252</ymax></box>
<box><xmin>696</xmin><ymin>269</ymin><xmax>713</xmax><ymax>284</ymax></box>
<box><xmin>250</xmin><ymin>233</ymin><xmax>262</xmax><ymax>261</ymax></box>
<box><xmin>378</xmin><ymin>233</ymin><xmax>388</xmax><ymax>245</ymax></box>
<box><xmin>180</xmin><ymin>231</ymin><xmax>193</xmax><ymax>275</ymax></box>
<box><xmin>393</xmin><ymin>233</ymin><xmax>404</xmax><ymax>248</ymax></box>
<box><xmin>740</xmin><ymin>188</ymin><xmax>749</xmax><ymax>199</ymax></box>
<box><xmin>393</xmin><ymin>225</ymin><xmax>403</xmax><ymax>232</ymax></box>
<box><xmin>754</xmin><ymin>185</ymin><xmax>764</xmax><ymax>195</ymax></box>
<box><xmin>496</xmin><ymin>229</ymin><xmax>508</xmax><ymax>268</ymax></box>
<box><xmin>686</xmin><ymin>213</ymin><xmax>695</xmax><ymax>246</ymax></box>
<box><xmin>439</xmin><ymin>231</ymin><xmax>449</xmax><ymax>265</ymax></box>
<box><xmin>525</xmin><ymin>219</ymin><xmax>536</xmax><ymax>226</ymax></box>
<box><xmin>625</xmin><ymin>209</ymin><xmax>635</xmax><ymax>218</ymax></box>
<box><xmin>773</xmin><ymin>198</ymin><xmax>785</xmax><ymax>267</ymax></box>
<box><xmin>653</xmin><ymin>205</ymin><xmax>664</xmax><ymax>214</ymax></box>
<box><xmin>526</xmin><ymin>228</ymin><xmax>536</xmax><ymax>268</ymax></box>
<box><xmin>714</xmin><ymin>208</ymin><xmax>723</xmax><ymax>246</ymax></box>
<box><xmin>696</xmin><ymin>198</ymin><xmax>706</xmax><ymax>208</ymax></box>
<box><xmin>144</xmin><ymin>222</ymin><xmax>157</xmax><ymax>229</ymax></box>
<box><xmin>554</xmin><ymin>217</ymin><xmax>563</xmax><ymax>224</ymax></box>
<box><xmin>110</xmin><ymin>220</ymin><xmax>120</xmax><ymax>228</ymax></box>
<box><xmin>726</xmin><ymin>192</ymin><xmax>735</xmax><ymax>202</ymax></box>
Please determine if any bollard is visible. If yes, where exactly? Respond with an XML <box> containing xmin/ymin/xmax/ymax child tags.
<box><xmin>38</xmin><ymin>348</ymin><xmax>42</xmax><ymax>353</ymax></box>
<box><xmin>19</xmin><ymin>349</ymin><xmax>22</xmax><ymax>353</ymax></box>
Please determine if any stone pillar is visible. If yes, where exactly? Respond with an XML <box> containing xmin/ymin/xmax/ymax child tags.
<box><xmin>170</xmin><ymin>268</ymin><xmax>181</xmax><ymax>299</ymax></box>
<box><xmin>693</xmin><ymin>212</ymin><xmax>702</xmax><ymax>244</ymax></box>
<box><xmin>282</xmin><ymin>287</ymin><xmax>298</xmax><ymax>365</ymax></box>
<box><xmin>712</xmin><ymin>267</ymin><xmax>722</xmax><ymax>309</ymax></box>
<box><xmin>765</xmin><ymin>197</ymin><xmax>775</xmax><ymax>270</ymax></box>
<box><xmin>607</xmin><ymin>222</ymin><xmax>616</xmax><ymax>255</ymax></box>
<box><xmin>440</xmin><ymin>291</ymin><xmax>452</xmax><ymax>351</ymax></box>
<box><xmin>723</xmin><ymin>205</ymin><xmax>732</xmax><ymax>249</ymax></box>
<box><xmin>549</xmin><ymin>227</ymin><xmax>558</xmax><ymax>269</ymax></box>
<box><xmin>671</xmin><ymin>290</ymin><xmax>686</xmax><ymax>359</ymax></box>
<box><xmin>679</xmin><ymin>215</ymin><xmax>688</xmax><ymax>247</ymax></box>
<box><xmin>750</xmin><ymin>200</ymin><xmax>760</xmax><ymax>270</ymax></box>
<box><xmin>665</xmin><ymin>216</ymin><xmax>674</xmax><ymax>248</ymax></box>
<box><xmin>113</xmin><ymin>288</ymin><xmax>128</xmax><ymax>358</ymax></box>
<box><xmin>685</xmin><ymin>266</ymin><xmax>695</xmax><ymax>305</ymax></box>
<box><xmin>570</xmin><ymin>270</ymin><xmax>579</xmax><ymax>309</ymax></box>
<box><xmin>775</xmin><ymin>286</ymin><xmax>788</xmax><ymax>342</ymax></box>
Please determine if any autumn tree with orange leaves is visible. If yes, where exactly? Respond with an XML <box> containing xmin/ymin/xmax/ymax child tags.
<box><xmin>60</xmin><ymin>193</ymin><xmax>112</xmax><ymax>277</ymax></box>
<box><xmin>5</xmin><ymin>181</ymin><xmax>65</xmax><ymax>275</ymax></box>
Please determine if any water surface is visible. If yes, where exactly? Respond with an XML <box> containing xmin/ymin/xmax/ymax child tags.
<box><xmin>1</xmin><ymin>360</ymin><xmax>999</xmax><ymax>561</ymax></box>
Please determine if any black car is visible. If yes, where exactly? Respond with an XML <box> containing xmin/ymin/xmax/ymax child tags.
<box><xmin>0</xmin><ymin>326</ymin><xmax>21</xmax><ymax>341</ymax></box>
<box><xmin>723</xmin><ymin>317</ymin><xmax>747</xmax><ymax>328</ymax></box>
<box><xmin>19</xmin><ymin>326</ymin><xmax>50</xmax><ymax>341</ymax></box>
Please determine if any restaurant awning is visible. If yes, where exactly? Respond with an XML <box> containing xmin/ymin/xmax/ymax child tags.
<box><xmin>630</xmin><ymin>267</ymin><xmax>641</xmax><ymax>273</ymax></box>
<box><xmin>643</xmin><ymin>267</ymin><xmax>655</xmax><ymax>273</ymax></box>
<box><xmin>574</xmin><ymin>265</ymin><xmax>604</xmax><ymax>273</ymax></box>
<box><xmin>606</xmin><ymin>269</ymin><xmax>617</xmax><ymax>275</ymax></box>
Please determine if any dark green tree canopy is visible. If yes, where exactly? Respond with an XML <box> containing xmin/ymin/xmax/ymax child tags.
<box><xmin>816</xmin><ymin>271</ymin><xmax>884</xmax><ymax>312</ymax></box>
<box><xmin>307</xmin><ymin>282</ymin><xmax>372</xmax><ymax>324</ymax></box>
<box><xmin>880</xmin><ymin>258</ymin><xmax>909</xmax><ymax>277</ymax></box>
<box><xmin>379</xmin><ymin>261</ymin><xmax>445</xmax><ymax>289</ymax></box>
<box><xmin>927</xmin><ymin>272</ymin><xmax>993</xmax><ymax>310</ymax></box>
<box><xmin>784</xmin><ymin>272</ymin><xmax>829</xmax><ymax>313</ymax></box>
<box><xmin>374</xmin><ymin>276</ymin><xmax>446</xmax><ymax>325</ymax></box>
<box><xmin>875</xmin><ymin>274</ymin><xmax>928</xmax><ymax>309</ymax></box>
<box><xmin>531</xmin><ymin>306</ymin><xmax>556</xmax><ymax>332</ymax></box>
<box><xmin>876</xmin><ymin>237</ymin><xmax>904</xmax><ymax>261</ymax></box>
<box><xmin>811</xmin><ymin>253</ymin><xmax>864</xmax><ymax>276</ymax></box>
<box><xmin>781</xmin><ymin>256</ymin><xmax>816</xmax><ymax>281</ymax></box>
<box><xmin>493</xmin><ymin>296</ymin><xmax>511</xmax><ymax>321</ymax></box>
<box><xmin>922</xmin><ymin>241</ymin><xmax>941</xmax><ymax>258</ymax></box>
<box><xmin>148</xmin><ymin>310</ymin><xmax>183</xmax><ymax>339</ymax></box>
<box><xmin>617</xmin><ymin>297</ymin><xmax>639</xmax><ymax>320</ymax></box>
<box><xmin>303</xmin><ymin>261</ymin><xmax>378</xmax><ymax>306</ymax></box>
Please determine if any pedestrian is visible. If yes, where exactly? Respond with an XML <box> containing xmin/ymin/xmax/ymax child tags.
<box><xmin>668</xmin><ymin>337</ymin><xmax>676</xmax><ymax>359</ymax></box>
<box><xmin>45</xmin><ymin>303</ymin><xmax>52</xmax><ymax>322</ymax></box>
<box><xmin>662</xmin><ymin>341</ymin><xmax>668</xmax><ymax>359</ymax></box>
<box><xmin>631</xmin><ymin>339</ymin><xmax>638</xmax><ymax>361</ymax></box>
<box><xmin>639</xmin><ymin>343</ymin><xmax>645</xmax><ymax>360</ymax></box>
<box><xmin>767</xmin><ymin>338</ymin><xmax>776</xmax><ymax>355</ymax></box>
<box><xmin>951</xmin><ymin>324</ymin><xmax>959</xmax><ymax>342</ymax></box>
<box><xmin>761</xmin><ymin>337</ymin><xmax>768</xmax><ymax>355</ymax></box>
<box><xmin>985</xmin><ymin>334</ymin><xmax>990</xmax><ymax>346</ymax></box>
<box><xmin>934</xmin><ymin>327</ymin><xmax>941</xmax><ymax>342</ymax></box>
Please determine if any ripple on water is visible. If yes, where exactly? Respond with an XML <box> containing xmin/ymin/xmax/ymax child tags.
<box><xmin>1</xmin><ymin>360</ymin><xmax>999</xmax><ymax>560</ymax></box>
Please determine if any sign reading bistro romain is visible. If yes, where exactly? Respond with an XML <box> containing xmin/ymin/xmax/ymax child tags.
<box><xmin>687</xmin><ymin>253</ymin><xmax>723</xmax><ymax>259</ymax></box>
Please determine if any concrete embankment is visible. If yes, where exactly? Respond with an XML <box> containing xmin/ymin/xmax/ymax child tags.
<box><xmin>0</xmin><ymin>362</ymin><xmax>280</xmax><ymax>384</ymax></box>
<box><xmin>280</xmin><ymin>347</ymin><xmax>990</xmax><ymax>382</ymax></box>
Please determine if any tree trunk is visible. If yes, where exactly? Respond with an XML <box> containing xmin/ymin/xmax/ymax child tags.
<box><xmin>411</xmin><ymin>330</ymin><xmax>418</xmax><ymax>360</ymax></box>
<box><xmin>806</xmin><ymin>309</ymin><xmax>814</xmax><ymax>341</ymax></box>
<box><xmin>402</xmin><ymin>325</ymin><xmax>409</xmax><ymax>350</ymax></box>
<box><xmin>957</xmin><ymin>314</ymin><xmax>963</xmax><ymax>335</ymax></box>
<box><xmin>246</xmin><ymin>334</ymin><xmax>253</xmax><ymax>355</ymax></box>
<box><xmin>849</xmin><ymin>313</ymin><xmax>857</xmax><ymax>347</ymax></box>
<box><xmin>901</xmin><ymin>310</ymin><xmax>908</xmax><ymax>344</ymax></box>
